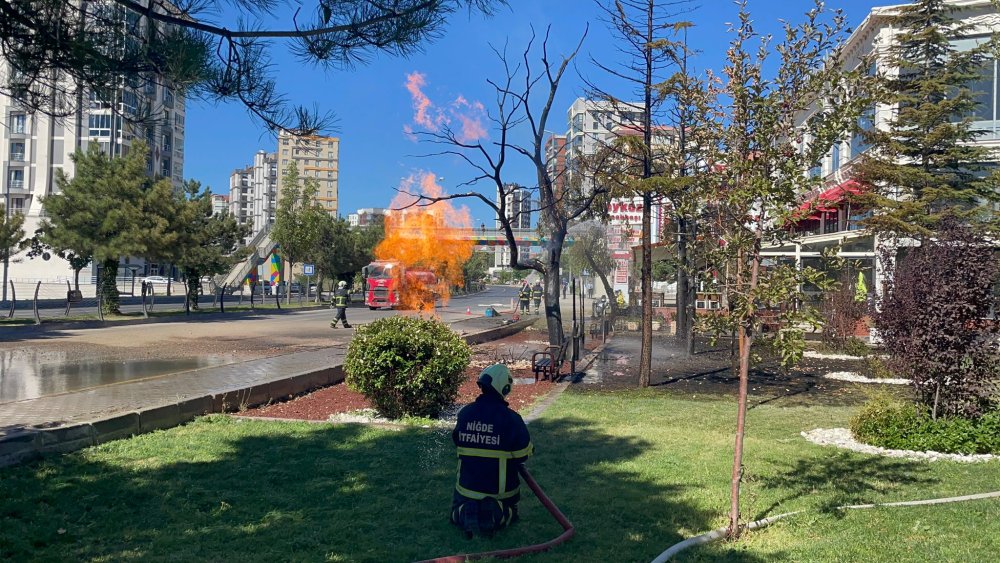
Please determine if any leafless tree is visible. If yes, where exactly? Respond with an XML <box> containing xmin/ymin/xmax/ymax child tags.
<box><xmin>401</xmin><ymin>27</ymin><xmax>596</xmax><ymax>346</ymax></box>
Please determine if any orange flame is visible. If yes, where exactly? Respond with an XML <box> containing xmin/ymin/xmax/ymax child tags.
<box><xmin>377</xmin><ymin>172</ymin><xmax>475</xmax><ymax>312</ymax></box>
<box><xmin>403</xmin><ymin>72</ymin><xmax>487</xmax><ymax>143</ymax></box>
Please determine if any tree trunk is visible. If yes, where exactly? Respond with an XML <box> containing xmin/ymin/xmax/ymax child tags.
<box><xmin>639</xmin><ymin>193</ymin><xmax>653</xmax><ymax>388</ymax></box>
<box><xmin>685</xmin><ymin>220</ymin><xmax>698</xmax><ymax>355</ymax></box>
<box><xmin>727</xmin><ymin>323</ymin><xmax>752</xmax><ymax>538</ymax></box>
<box><xmin>677</xmin><ymin>215</ymin><xmax>690</xmax><ymax>351</ymax></box>
<box><xmin>73</xmin><ymin>267</ymin><xmax>81</xmax><ymax>291</ymax></box>
<box><xmin>187</xmin><ymin>273</ymin><xmax>200</xmax><ymax>310</ymax></box>
<box><xmin>285</xmin><ymin>260</ymin><xmax>294</xmax><ymax>305</ymax></box>
<box><xmin>99</xmin><ymin>258</ymin><xmax>120</xmax><ymax>315</ymax></box>
<box><xmin>543</xmin><ymin>236</ymin><xmax>566</xmax><ymax>347</ymax></box>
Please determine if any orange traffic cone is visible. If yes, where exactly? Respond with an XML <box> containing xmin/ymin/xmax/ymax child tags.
<box><xmin>466</xmin><ymin>306</ymin><xmax>472</xmax><ymax>315</ymax></box>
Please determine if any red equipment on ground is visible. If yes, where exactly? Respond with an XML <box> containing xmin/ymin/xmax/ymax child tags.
<box><xmin>362</xmin><ymin>260</ymin><xmax>439</xmax><ymax>310</ymax></box>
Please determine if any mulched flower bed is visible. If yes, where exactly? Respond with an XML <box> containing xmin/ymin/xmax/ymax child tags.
<box><xmin>242</xmin><ymin>326</ymin><xmax>568</xmax><ymax>420</ymax></box>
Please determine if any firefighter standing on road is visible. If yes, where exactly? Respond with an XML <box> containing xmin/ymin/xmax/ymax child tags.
<box><xmin>531</xmin><ymin>281</ymin><xmax>543</xmax><ymax>314</ymax></box>
<box><xmin>518</xmin><ymin>282</ymin><xmax>531</xmax><ymax>314</ymax></box>
<box><xmin>451</xmin><ymin>364</ymin><xmax>533</xmax><ymax>538</ymax></box>
<box><xmin>330</xmin><ymin>281</ymin><xmax>352</xmax><ymax>329</ymax></box>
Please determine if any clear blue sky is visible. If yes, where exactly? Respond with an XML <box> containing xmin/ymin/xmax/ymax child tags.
<box><xmin>184</xmin><ymin>0</ymin><xmax>889</xmax><ymax>225</ymax></box>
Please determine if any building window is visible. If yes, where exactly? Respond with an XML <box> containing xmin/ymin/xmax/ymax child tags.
<box><xmin>88</xmin><ymin>113</ymin><xmax>112</xmax><ymax>137</ymax></box>
<box><xmin>162</xmin><ymin>132</ymin><xmax>172</xmax><ymax>153</ymax></box>
<box><xmin>11</xmin><ymin>113</ymin><xmax>26</xmax><ymax>134</ymax></box>
<box><xmin>163</xmin><ymin>87</ymin><xmax>174</xmax><ymax>108</ymax></box>
<box><xmin>10</xmin><ymin>197</ymin><xmax>25</xmax><ymax>211</ymax></box>
<box><xmin>8</xmin><ymin>168</ymin><xmax>25</xmax><ymax>190</ymax></box>
<box><xmin>10</xmin><ymin>142</ymin><xmax>25</xmax><ymax>162</ymax></box>
<box><xmin>161</xmin><ymin>157</ymin><xmax>171</xmax><ymax>177</ymax></box>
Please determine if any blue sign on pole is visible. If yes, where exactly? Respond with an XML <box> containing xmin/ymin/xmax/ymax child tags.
<box><xmin>303</xmin><ymin>264</ymin><xmax>315</xmax><ymax>276</ymax></box>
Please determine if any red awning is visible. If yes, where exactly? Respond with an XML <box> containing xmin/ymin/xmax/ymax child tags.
<box><xmin>794</xmin><ymin>180</ymin><xmax>865</xmax><ymax>219</ymax></box>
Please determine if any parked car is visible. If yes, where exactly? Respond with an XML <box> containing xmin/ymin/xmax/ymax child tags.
<box><xmin>143</xmin><ymin>276</ymin><xmax>170</xmax><ymax>285</ymax></box>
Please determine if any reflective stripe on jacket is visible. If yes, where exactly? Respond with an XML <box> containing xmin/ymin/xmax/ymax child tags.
<box><xmin>333</xmin><ymin>288</ymin><xmax>349</xmax><ymax>308</ymax></box>
<box><xmin>453</xmin><ymin>392</ymin><xmax>533</xmax><ymax>501</ymax></box>
<box><xmin>531</xmin><ymin>285</ymin><xmax>542</xmax><ymax>299</ymax></box>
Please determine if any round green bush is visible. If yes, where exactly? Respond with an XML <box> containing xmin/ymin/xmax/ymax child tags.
<box><xmin>850</xmin><ymin>391</ymin><xmax>1000</xmax><ymax>455</ymax></box>
<box><xmin>344</xmin><ymin>316</ymin><xmax>471</xmax><ymax>419</ymax></box>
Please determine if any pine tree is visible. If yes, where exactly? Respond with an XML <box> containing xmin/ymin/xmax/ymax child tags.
<box><xmin>41</xmin><ymin>143</ymin><xmax>155</xmax><ymax>314</ymax></box>
<box><xmin>853</xmin><ymin>0</ymin><xmax>1000</xmax><ymax>236</ymax></box>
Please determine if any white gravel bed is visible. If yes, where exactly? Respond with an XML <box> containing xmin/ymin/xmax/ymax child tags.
<box><xmin>823</xmin><ymin>371</ymin><xmax>910</xmax><ymax>385</ymax></box>
<box><xmin>802</xmin><ymin>428</ymin><xmax>998</xmax><ymax>463</ymax></box>
<box><xmin>803</xmin><ymin>350</ymin><xmax>867</xmax><ymax>361</ymax></box>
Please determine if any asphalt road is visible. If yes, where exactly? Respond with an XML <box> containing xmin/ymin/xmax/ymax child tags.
<box><xmin>0</xmin><ymin>285</ymin><xmax>522</xmax><ymax>404</ymax></box>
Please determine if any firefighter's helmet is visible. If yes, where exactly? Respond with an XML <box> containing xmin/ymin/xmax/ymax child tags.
<box><xmin>338</xmin><ymin>280</ymin><xmax>347</xmax><ymax>288</ymax></box>
<box><xmin>478</xmin><ymin>364</ymin><xmax>513</xmax><ymax>397</ymax></box>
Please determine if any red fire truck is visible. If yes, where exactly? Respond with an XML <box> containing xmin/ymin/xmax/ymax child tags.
<box><xmin>362</xmin><ymin>260</ymin><xmax>439</xmax><ymax>309</ymax></box>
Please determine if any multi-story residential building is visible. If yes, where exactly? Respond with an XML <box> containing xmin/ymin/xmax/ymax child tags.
<box><xmin>348</xmin><ymin>207</ymin><xmax>387</xmax><ymax>228</ymax></box>
<box><xmin>229</xmin><ymin>150</ymin><xmax>278</xmax><ymax>244</ymax></box>
<box><xmin>1</xmin><ymin>3</ymin><xmax>185</xmax><ymax>284</ymax></box>
<box><xmin>763</xmin><ymin>0</ymin><xmax>1000</xmax><ymax>308</ymax></box>
<box><xmin>276</xmin><ymin>130</ymin><xmax>339</xmax><ymax>217</ymax></box>
<box><xmin>211</xmin><ymin>194</ymin><xmax>229</xmax><ymax>216</ymax></box>
<box><xmin>545</xmin><ymin>98</ymin><xmax>664</xmax><ymax>299</ymax></box>
<box><xmin>493</xmin><ymin>183</ymin><xmax>533</xmax><ymax>269</ymax></box>
<box><xmin>495</xmin><ymin>183</ymin><xmax>532</xmax><ymax>230</ymax></box>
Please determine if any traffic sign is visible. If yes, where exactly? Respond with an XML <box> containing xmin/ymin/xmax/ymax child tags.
<box><xmin>303</xmin><ymin>263</ymin><xmax>315</xmax><ymax>275</ymax></box>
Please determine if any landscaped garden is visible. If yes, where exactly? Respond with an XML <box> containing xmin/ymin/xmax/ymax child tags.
<box><xmin>2</xmin><ymin>363</ymin><xmax>997</xmax><ymax>562</ymax></box>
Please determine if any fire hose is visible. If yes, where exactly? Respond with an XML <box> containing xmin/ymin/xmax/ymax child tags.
<box><xmin>415</xmin><ymin>466</ymin><xmax>575</xmax><ymax>563</ymax></box>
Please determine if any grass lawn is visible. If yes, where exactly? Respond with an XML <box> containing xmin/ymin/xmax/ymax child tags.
<box><xmin>1</xmin><ymin>390</ymin><xmax>997</xmax><ymax>562</ymax></box>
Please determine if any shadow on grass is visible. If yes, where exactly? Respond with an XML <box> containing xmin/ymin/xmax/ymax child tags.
<box><xmin>0</xmin><ymin>415</ymin><xmax>771</xmax><ymax>563</ymax></box>
<box><xmin>755</xmin><ymin>450</ymin><xmax>938</xmax><ymax>518</ymax></box>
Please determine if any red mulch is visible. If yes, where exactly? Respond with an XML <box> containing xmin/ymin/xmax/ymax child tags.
<box><xmin>242</xmin><ymin>326</ymin><xmax>566</xmax><ymax>421</ymax></box>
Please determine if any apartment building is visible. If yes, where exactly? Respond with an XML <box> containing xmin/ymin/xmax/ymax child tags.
<box><xmin>276</xmin><ymin>131</ymin><xmax>340</xmax><ymax>217</ymax></box>
<box><xmin>211</xmin><ymin>194</ymin><xmax>229</xmax><ymax>216</ymax></box>
<box><xmin>1</xmin><ymin>3</ymin><xmax>185</xmax><ymax>283</ymax></box>
<box><xmin>348</xmin><ymin>207</ymin><xmax>387</xmax><ymax>228</ymax></box>
<box><xmin>763</xmin><ymin>0</ymin><xmax>1000</xmax><ymax>304</ymax></box>
<box><xmin>229</xmin><ymin>150</ymin><xmax>278</xmax><ymax>244</ymax></box>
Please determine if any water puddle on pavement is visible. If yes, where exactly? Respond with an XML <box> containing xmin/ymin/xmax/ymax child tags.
<box><xmin>0</xmin><ymin>352</ymin><xmax>237</xmax><ymax>403</ymax></box>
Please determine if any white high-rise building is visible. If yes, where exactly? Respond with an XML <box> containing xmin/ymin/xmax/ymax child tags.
<box><xmin>229</xmin><ymin>150</ymin><xmax>278</xmax><ymax>244</ymax></box>
<box><xmin>1</xmin><ymin>5</ymin><xmax>185</xmax><ymax>284</ymax></box>
<box><xmin>495</xmin><ymin>183</ymin><xmax>531</xmax><ymax>230</ymax></box>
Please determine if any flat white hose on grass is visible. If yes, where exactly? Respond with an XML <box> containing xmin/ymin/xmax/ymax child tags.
<box><xmin>650</xmin><ymin>490</ymin><xmax>1000</xmax><ymax>563</ymax></box>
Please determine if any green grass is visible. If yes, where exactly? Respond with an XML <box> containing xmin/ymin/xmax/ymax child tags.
<box><xmin>1</xmin><ymin>391</ymin><xmax>998</xmax><ymax>562</ymax></box>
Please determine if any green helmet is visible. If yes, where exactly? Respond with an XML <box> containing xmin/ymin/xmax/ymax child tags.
<box><xmin>478</xmin><ymin>364</ymin><xmax>513</xmax><ymax>397</ymax></box>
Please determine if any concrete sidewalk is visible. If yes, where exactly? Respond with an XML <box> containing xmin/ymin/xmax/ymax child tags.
<box><xmin>0</xmin><ymin>315</ymin><xmax>532</xmax><ymax>467</ymax></box>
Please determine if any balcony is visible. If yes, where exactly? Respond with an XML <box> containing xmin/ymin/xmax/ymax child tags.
<box><xmin>8</xmin><ymin>180</ymin><xmax>26</xmax><ymax>191</ymax></box>
<box><xmin>9</xmin><ymin>152</ymin><xmax>25</xmax><ymax>162</ymax></box>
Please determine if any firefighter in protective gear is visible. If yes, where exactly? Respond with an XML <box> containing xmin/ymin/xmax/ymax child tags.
<box><xmin>451</xmin><ymin>364</ymin><xmax>533</xmax><ymax>538</ymax></box>
<box><xmin>518</xmin><ymin>283</ymin><xmax>531</xmax><ymax>314</ymax></box>
<box><xmin>330</xmin><ymin>280</ymin><xmax>351</xmax><ymax>328</ymax></box>
<box><xmin>531</xmin><ymin>281</ymin><xmax>543</xmax><ymax>314</ymax></box>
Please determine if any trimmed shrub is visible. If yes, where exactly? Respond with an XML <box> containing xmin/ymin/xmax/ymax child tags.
<box><xmin>345</xmin><ymin>316</ymin><xmax>471</xmax><ymax>419</ymax></box>
<box><xmin>850</xmin><ymin>392</ymin><xmax>1000</xmax><ymax>455</ymax></box>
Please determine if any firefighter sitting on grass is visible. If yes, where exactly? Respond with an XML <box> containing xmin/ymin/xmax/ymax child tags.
<box><xmin>451</xmin><ymin>364</ymin><xmax>533</xmax><ymax>538</ymax></box>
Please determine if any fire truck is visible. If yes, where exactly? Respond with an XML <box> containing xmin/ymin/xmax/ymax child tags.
<box><xmin>362</xmin><ymin>260</ymin><xmax>439</xmax><ymax>309</ymax></box>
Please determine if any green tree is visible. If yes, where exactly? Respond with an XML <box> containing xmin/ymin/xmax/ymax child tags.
<box><xmin>565</xmin><ymin>221</ymin><xmax>616</xmax><ymax>314</ymax></box>
<box><xmin>271</xmin><ymin>163</ymin><xmax>327</xmax><ymax>304</ymax></box>
<box><xmin>697</xmin><ymin>1</ymin><xmax>869</xmax><ymax>536</ymax></box>
<box><xmin>1</xmin><ymin>204</ymin><xmax>26</xmax><ymax>297</ymax></box>
<box><xmin>461</xmin><ymin>251</ymin><xmax>491</xmax><ymax>290</ymax></box>
<box><xmin>314</xmin><ymin>214</ymin><xmax>352</xmax><ymax>293</ymax></box>
<box><xmin>41</xmin><ymin>142</ymin><xmax>161</xmax><ymax>314</ymax></box>
<box><xmin>171</xmin><ymin>181</ymin><xmax>250</xmax><ymax>309</ymax></box>
<box><xmin>0</xmin><ymin>0</ymin><xmax>499</xmax><ymax>132</ymax></box>
<box><xmin>853</xmin><ymin>0</ymin><xmax>1000</xmax><ymax>236</ymax></box>
<box><xmin>589</xmin><ymin>0</ymin><xmax>702</xmax><ymax>386</ymax></box>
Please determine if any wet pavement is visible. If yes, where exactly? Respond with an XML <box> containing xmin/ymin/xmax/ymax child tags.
<box><xmin>0</xmin><ymin>286</ymin><xmax>533</xmax><ymax>433</ymax></box>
